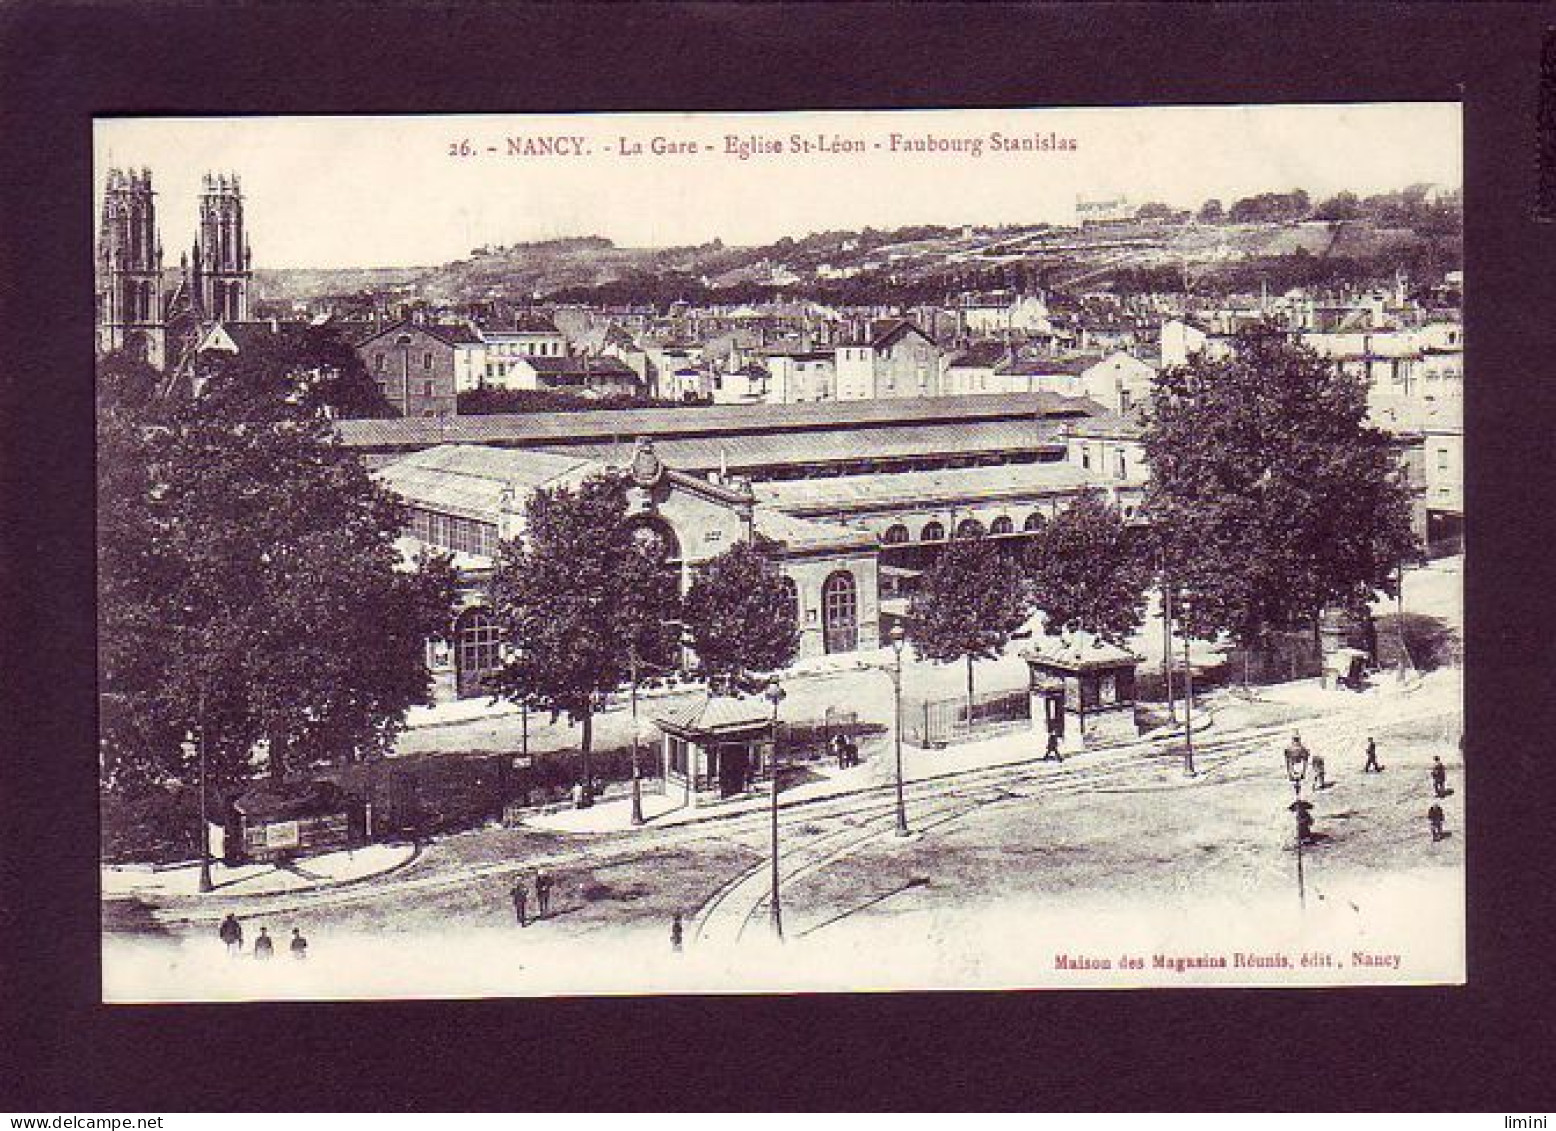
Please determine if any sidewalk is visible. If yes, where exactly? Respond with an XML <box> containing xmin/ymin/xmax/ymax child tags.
<box><xmin>102</xmin><ymin>842</ymin><xmax>418</xmax><ymax>900</ymax></box>
<box><xmin>523</xmin><ymin>690</ymin><xmax>1252</xmax><ymax>837</ymax></box>
<box><xmin>522</xmin><ymin>666</ymin><xmax>1459</xmax><ymax>838</ymax></box>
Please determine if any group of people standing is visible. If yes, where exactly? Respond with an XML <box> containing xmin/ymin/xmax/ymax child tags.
<box><xmin>510</xmin><ymin>869</ymin><xmax>555</xmax><ymax>927</ymax></box>
<box><xmin>218</xmin><ymin>913</ymin><xmax>308</xmax><ymax>961</ymax></box>
<box><xmin>830</xmin><ymin>733</ymin><xmax>860</xmax><ymax>769</ymax></box>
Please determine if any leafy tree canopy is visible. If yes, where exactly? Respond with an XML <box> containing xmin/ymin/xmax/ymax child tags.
<box><xmin>907</xmin><ymin>532</ymin><xmax>1027</xmax><ymax>708</ymax></box>
<box><xmin>487</xmin><ymin>474</ymin><xmax>682</xmax><ymax>762</ymax></box>
<box><xmin>97</xmin><ymin>351</ymin><xmax>457</xmax><ymax>793</ymax></box>
<box><xmin>194</xmin><ymin>327</ymin><xmax>396</xmax><ymax>420</ymax></box>
<box><xmin>1024</xmin><ymin>489</ymin><xmax>1151</xmax><ymax>644</ymax></box>
<box><xmin>1141</xmin><ymin>327</ymin><xmax>1418</xmax><ymax>640</ymax></box>
<box><xmin>682</xmin><ymin>540</ymin><xmax>799</xmax><ymax>690</ymax></box>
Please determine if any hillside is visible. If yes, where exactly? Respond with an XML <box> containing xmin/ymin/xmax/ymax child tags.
<box><xmin>252</xmin><ymin>215</ymin><xmax>1461</xmax><ymax>309</ymax></box>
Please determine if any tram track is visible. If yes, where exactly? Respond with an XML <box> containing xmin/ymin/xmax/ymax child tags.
<box><xmin>690</xmin><ymin>701</ymin><xmax>1461</xmax><ymax>946</ymax></box>
<box><xmin>144</xmin><ymin>698</ymin><xmax>1456</xmax><ymax>931</ymax></box>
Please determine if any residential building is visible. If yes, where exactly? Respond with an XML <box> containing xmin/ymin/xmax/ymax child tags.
<box><xmin>943</xmin><ymin>342</ymin><xmax>1011</xmax><ymax>396</ymax></box>
<box><xmin>835</xmin><ymin>319</ymin><xmax>943</xmax><ymax>401</ymax></box>
<box><xmin>1080</xmin><ymin>351</ymin><xmax>1158</xmax><ymax>415</ymax></box>
<box><xmin>764</xmin><ymin>349</ymin><xmax>837</xmax><ymax>403</ymax></box>
<box><xmin>354</xmin><ymin>320</ymin><xmax>462</xmax><ymax>417</ymax></box>
<box><xmin>952</xmin><ymin>290</ymin><xmax>1054</xmax><ymax>337</ymax></box>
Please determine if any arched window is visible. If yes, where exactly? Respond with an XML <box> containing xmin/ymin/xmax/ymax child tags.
<box><xmin>921</xmin><ymin>520</ymin><xmax>946</xmax><ymax>542</ymax></box>
<box><xmin>455</xmin><ymin>607</ymin><xmax>503</xmax><ymax>699</ymax></box>
<box><xmin>990</xmin><ymin>516</ymin><xmax>1015</xmax><ymax>536</ymax></box>
<box><xmin>956</xmin><ymin>518</ymin><xmax>985</xmax><ymax>539</ymax></box>
<box><xmin>882</xmin><ymin>523</ymin><xmax>910</xmax><ymax>545</ymax></box>
<box><xmin>1023</xmin><ymin>511</ymin><xmax>1046</xmax><ymax>532</ymax></box>
<box><xmin>821</xmin><ymin>570</ymin><xmax>859</xmax><ymax>654</ymax></box>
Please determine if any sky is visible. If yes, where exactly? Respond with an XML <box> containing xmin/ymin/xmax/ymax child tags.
<box><xmin>95</xmin><ymin>105</ymin><xmax>1462</xmax><ymax>270</ymax></box>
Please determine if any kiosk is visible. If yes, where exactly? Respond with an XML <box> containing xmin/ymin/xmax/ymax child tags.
<box><xmin>656</xmin><ymin>695</ymin><xmax>777</xmax><ymax>808</ymax></box>
<box><xmin>1023</xmin><ymin>633</ymin><xmax>1143</xmax><ymax>753</ymax></box>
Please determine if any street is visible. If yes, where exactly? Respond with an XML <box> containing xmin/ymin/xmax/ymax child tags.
<box><xmin>104</xmin><ymin>657</ymin><xmax>1463</xmax><ymax>999</ymax></box>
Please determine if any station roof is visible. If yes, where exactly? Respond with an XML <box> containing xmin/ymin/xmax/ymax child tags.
<box><xmin>754</xmin><ymin>460</ymin><xmax>1099</xmax><ymax>517</ymax></box>
<box><xmin>753</xmin><ymin>508</ymin><xmax>876</xmax><ymax>555</ymax></box>
<box><xmin>334</xmin><ymin>392</ymin><xmax>1098</xmax><ymax>452</ymax></box>
<box><xmin>541</xmin><ymin>418</ymin><xmax>1068</xmax><ymax>473</ymax></box>
<box><xmin>373</xmin><ymin>444</ymin><xmax>598</xmax><ymax>520</ymax></box>
<box><xmin>374</xmin><ymin>442</ymin><xmax>874</xmax><ymax>556</ymax></box>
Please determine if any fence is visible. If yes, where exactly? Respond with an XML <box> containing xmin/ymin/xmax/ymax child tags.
<box><xmin>901</xmin><ymin>687</ymin><xmax>1030</xmax><ymax>748</ymax></box>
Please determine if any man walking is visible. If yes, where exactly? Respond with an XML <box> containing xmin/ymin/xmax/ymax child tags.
<box><xmin>671</xmin><ymin>911</ymin><xmax>684</xmax><ymax>953</ymax></box>
<box><xmin>511</xmin><ymin>880</ymin><xmax>529</xmax><ymax>927</ymax></box>
<box><xmin>1428</xmin><ymin>802</ymin><xmax>1446</xmax><ymax>842</ymax></box>
<box><xmin>534</xmin><ymin>870</ymin><xmax>553</xmax><ymax>918</ymax></box>
<box><xmin>1431</xmin><ymin>756</ymin><xmax>1449</xmax><ymax>798</ymax></box>
<box><xmin>290</xmin><ymin>928</ymin><xmax>309</xmax><ymax>960</ymax></box>
<box><xmin>1363</xmin><ymin>737</ymin><xmax>1383</xmax><ymax>773</ymax></box>
<box><xmin>1312</xmin><ymin>752</ymin><xmax>1328</xmax><ymax>790</ymax></box>
<box><xmin>218</xmin><ymin>913</ymin><xmax>244</xmax><ymax>957</ymax></box>
<box><xmin>254</xmin><ymin>927</ymin><xmax>274</xmax><ymax>960</ymax></box>
<box><xmin>1044</xmin><ymin>730</ymin><xmax>1063</xmax><ymax>762</ymax></box>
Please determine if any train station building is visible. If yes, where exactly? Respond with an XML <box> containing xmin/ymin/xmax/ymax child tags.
<box><xmin>355</xmin><ymin>394</ymin><xmax>1154</xmax><ymax>699</ymax></box>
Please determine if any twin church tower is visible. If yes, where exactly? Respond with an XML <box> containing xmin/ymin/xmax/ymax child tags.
<box><xmin>95</xmin><ymin>167</ymin><xmax>253</xmax><ymax>370</ymax></box>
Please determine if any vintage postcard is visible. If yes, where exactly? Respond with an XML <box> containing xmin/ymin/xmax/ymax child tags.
<box><xmin>96</xmin><ymin>105</ymin><xmax>1464</xmax><ymax>1001</ymax></box>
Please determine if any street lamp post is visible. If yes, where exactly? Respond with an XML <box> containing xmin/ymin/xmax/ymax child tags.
<box><xmin>629</xmin><ymin>645</ymin><xmax>645</xmax><ymax>826</ymax></box>
<box><xmin>1284</xmin><ymin>737</ymin><xmax>1311</xmax><ymax>909</ymax></box>
<box><xmin>764</xmin><ymin>674</ymin><xmax>787</xmax><ymax>941</ymax></box>
<box><xmin>890</xmin><ymin>623</ymin><xmax>910</xmax><ymax>836</ymax></box>
<box><xmin>1160</xmin><ymin>556</ymin><xmax>1177</xmax><ymax>723</ymax></box>
<box><xmin>196</xmin><ymin>688</ymin><xmax>213</xmax><ymax>894</ymax></box>
<box><xmin>1181</xmin><ymin>619</ymin><xmax>1196</xmax><ymax>777</ymax></box>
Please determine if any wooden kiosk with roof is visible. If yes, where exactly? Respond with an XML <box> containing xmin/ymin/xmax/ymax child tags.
<box><xmin>1022</xmin><ymin>633</ymin><xmax>1143</xmax><ymax>753</ymax></box>
<box><xmin>655</xmin><ymin>695</ymin><xmax>777</xmax><ymax>807</ymax></box>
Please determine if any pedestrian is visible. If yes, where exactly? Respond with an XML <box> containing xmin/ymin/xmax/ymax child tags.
<box><xmin>289</xmin><ymin>928</ymin><xmax>309</xmax><ymax>960</ymax></box>
<box><xmin>534</xmin><ymin>870</ymin><xmax>552</xmax><ymax>918</ymax></box>
<box><xmin>1428</xmin><ymin>802</ymin><xmax>1446</xmax><ymax>842</ymax></box>
<box><xmin>670</xmin><ymin>911</ymin><xmax>684</xmax><ymax>953</ymax></box>
<box><xmin>1044</xmin><ymin>730</ymin><xmax>1062</xmax><ymax>762</ymax></box>
<box><xmin>844</xmin><ymin>736</ymin><xmax>859</xmax><ymax>768</ymax></box>
<box><xmin>1431</xmin><ymin>756</ymin><xmax>1448</xmax><ymax>798</ymax></box>
<box><xmin>832</xmin><ymin>733</ymin><xmax>847</xmax><ymax>769</ymax></box>
<box><xmin>253</xmin><ymin>926</ymin><xmax>274</xmax><ymax>960</ymax></box>
<box><xmin>571</xmin><ymin>780</ymin><xmax>586</xmax><ymax>810</ymax></box>
<box><xmin>218</xmin><ymin>913</ymin><xmax>243</xmax><ymax>957</ymax></box>
<box><xmin>511</xmin><ymin>880</ymin><xmax>529</xmax><ymax>927</ymax></box>
<box><xmin>1363</xmin><ymin>737</ymin><xmax>1383</xmax><ymax>773</ymax></box>
<box><xmin>1312</xmin><ymin>753</ymin><xmax>1327</xmax><ymax>790</ymax></box>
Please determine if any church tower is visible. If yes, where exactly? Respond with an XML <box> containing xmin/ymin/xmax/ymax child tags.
<box><xmin>96</xmin><ymin>167</ymin><xmax>166</xmax><ymax>368</ymax></box>
<box><xmin>189</xmin><ymin>172</ymin><xmax>252</xmax><ymax>323</ymax></box>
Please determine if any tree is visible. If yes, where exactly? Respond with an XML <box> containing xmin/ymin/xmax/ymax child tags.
<box><xmin>1135</xmin><ymin>201</ymin><xmax>1174</xmax><ymax>222</ymax></box>
<box><xmin>1141</xmin><ymin>327</ymin><xmax>1418</xmax><ymax>654</ymax></box>
<box><xmin>1198</xmin><ymin>198</ymin><xmax>1225</xmax><ymax>224</ymax></box>
<box><xmin>97</xmin><ymin>351</ymin><xmax>458</xmax><ymax>795</ymax></box>
<box><xmin>1315</xmin><ymin>191</ymin><xmax>1361</xmax><ymax>221</ymax></box>
<box><xmin>195</xmin><ymin>327</ymin><xmax>396</xmax><ymax>420</ymax></box>
<box><xmin>488</xmin><ymin>472</ymin><xmax>674</xmax><ymax>788</ymax></box>
<box><xmin>1024</xmin><ymin>490</ymin><xmax>1151</xmax><ymax>644</ymax></box>
<box><xmin>682</xmin><ymin>540</ymin><xmax>799</xmax><ymax>691</ymax></box>
<box><xmin>907</xmin><ymin>531</ymin><xmax>1028</xmax><ymax>718</ymax></box>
